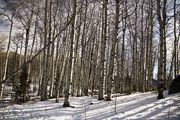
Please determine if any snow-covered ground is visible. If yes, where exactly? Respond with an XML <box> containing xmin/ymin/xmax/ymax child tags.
<box><xmin>0</xmin><ymin>92</ymin><xmax>180</xmax><ymax>120</ymax></box>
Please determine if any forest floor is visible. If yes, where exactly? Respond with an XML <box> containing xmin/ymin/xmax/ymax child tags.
<box><xmin>0</xmin><ymin>91</ymin><xmax>180</xmax><ymax>120</ymax></box>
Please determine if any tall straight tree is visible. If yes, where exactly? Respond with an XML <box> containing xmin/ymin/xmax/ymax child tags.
<box><xmin>41</xmin><ymin>0</ymin><xmax>48</xmax><ymax>101</ymax></box>
<box><xmin>19</xmin><ymin>0</ymin><xmax>35</xmax><ymax>102</ymax></box>
<box><xmin>157</xmin><ymin>0</ymin><xmax>167</xmax><ymax>81</ymax></box>
<box><xmin>121</xmin><ymin>0</ymin><xmax>127</xmax><ymax>93</ymax></box>
<box><xmin>79</xmin><ymin>0</ymin><xmax>87</xmax><ymax>97</ymax></box>
<box><xmin>173</xmin><ymin>0</ymin><xmax>178</xmax><ymax>78</ymax></box>
<box><xmin>98</xmin><ymin>0</ymin><xmax>108</xmax><ymax>100</ymax></box>
<box><xmin>146</xmin><ymin>0</ymin><xmax>154</xmax><ymax>91</ymax></box>
<box><xmin>168</xmin><ymin>0</ymin><xmax>178</xmax><ymax>84</ymax></box>
<box><xmin>106</xmin><ymin>0</ymin><xmax>119</xmax><ymax>101</ymax></box>
<box><xmin>131</xmin><ymin>0</ymin><xmax>139</xmax><ymax>92</ymax></box>
<box><xmin>139</xmin><ymin>0</ymin><xmax>145</xmax><ymax>92</ymax></box>
<box><xmin>157</xmin><ymin>0</ymin><xmax>167</xmax><ymax>99</ymax></box>
<box><xmin>162</xmin><ymin>0</ymin><xmax>167</xmax><ymax>83</ymax></box>
<box><xmin>63</xmin><ymin>0</ymin><xmax>77</xmax><ymax>107</ymax></box>
<box><xmin>0</xmin><ymin>8</ymin><xmax>18</xmax><ymax>98</ymax></box>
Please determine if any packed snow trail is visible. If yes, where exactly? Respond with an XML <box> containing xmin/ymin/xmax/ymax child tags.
<box><xmin>0</xmin><ymin>92</ymin><xmax>179</xmax><ymax>120</ymax></box>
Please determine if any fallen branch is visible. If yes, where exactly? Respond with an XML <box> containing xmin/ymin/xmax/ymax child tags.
<box><xmin>0</xmin><ymin>15</ymin><xmax>73</xmax><ymax>85</ymax></box>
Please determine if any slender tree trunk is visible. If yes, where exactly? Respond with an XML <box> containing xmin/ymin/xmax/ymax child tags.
<box><xmin>80</xmin><ymin>0</ymin><xmax>87</xmax><ymax>96</ymax></box>
<box><xmin>46</xmin><ymin>0</ymin><xmax>52</xmax><ymax>98</ymax></box>
<box><xmin>56</xmin><ymin>53</ymin><xmax>67</xmax><ymax>102</ymax></box>
<box><xmin>168</xmin><ymin>0</ymin><xmax>178</xmax><ymax>86</ymax></box>
<box><xmin>173</xmin><ymin>0</ymin><xmax>177</xmax><ymax>78</ymax></box>
<box><xmin>157</xmin><ymin>0</ymin><xmax>164</xmax><ymax>81</ymax></box>
<box><xmin>49</xmin><ymin>14</ymin><xmax>56</xmax><ymax>98</ymax></box>
<box><xmin>121</xmin><ymin>0</ymin><xmax>128</xmax><ymax>93</ymax></box>
<box><xmin>148</xmin><ymin>0</ymin><xmax>154</xmax><ymax>91</ymax></box>
<box><xmin>131</xmin><ymin>0</ymin><xmax>138</xmax><ymax>92</ymax></box>
<box><xmin>139</xmin><ymin>0</ymin><xmax>145</xmax><ymax>92</ymax></box>
<box><xmin>162</xmin><ymin>0</ymin><xmax>167</xmax><ymax>86</ymax></box>
<box><xmin>27</xmin><ymin>14</ymin><xmax>37</xmax><ymax>83</ymax></box>
<box><xmin>71</xmin><ymin>3</ymin><xmax>82</xmax><ymax>96</ymax></box>
<box><xmin>157</xmin><ymin>0</ymin><xmax>167</xmax><ymax>99</ymax></box>
<box><xmin>98</xmin><ymin>0</ymin><xmax>107</xmax><ymax>100</ymax></box>
<box><xmin>63</xmin><ymin>0</ymin><xmax>77</xmax><ymax>107</ymax></box>
<box><xmin>41</xmin><ymin>0</ymin><xmax>48</xmax><ymax>101</ymax></box>
<box><xmin>0</xmin><ymin>17</ymin><xmax>13</xmax><ymax>98</ymax></box>
<box><xmin>106</xmin><ymin>0</ymin><xmax>119</xmax><ymax>101</ymax></box>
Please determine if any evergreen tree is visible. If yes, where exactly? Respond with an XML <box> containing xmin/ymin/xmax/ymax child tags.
<box><xmin>15</xmin><ymin>65</ymin><xmax>30</xmax><ymax>103</ymax></box>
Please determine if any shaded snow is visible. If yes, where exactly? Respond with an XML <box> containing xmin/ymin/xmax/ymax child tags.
<box><xmin>0</xmin><ymin>92</ymin><xmax>180</xmax><ymax>120</ymax></box>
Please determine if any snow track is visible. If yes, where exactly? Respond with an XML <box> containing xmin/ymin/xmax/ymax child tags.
<box><xmin>0</xmin><ymin>92</ymin><xmax>179</xmax><ymax>120</ymax></box>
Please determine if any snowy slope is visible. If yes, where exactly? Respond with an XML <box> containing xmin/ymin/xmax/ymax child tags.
<box><xmin>0</xmin><ymin>92</ymin><xmax>180</xmax><ymax>120</ymax></box>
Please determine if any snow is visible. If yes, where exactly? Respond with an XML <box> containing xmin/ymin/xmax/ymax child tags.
<box><xmin>0</xmin><ymin>92</ymin><xmax>180</xmax><ymax>120</ymax></box>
